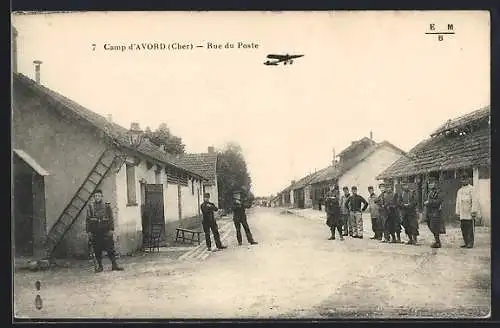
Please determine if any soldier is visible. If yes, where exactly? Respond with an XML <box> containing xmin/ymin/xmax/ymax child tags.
<box><xmin>375</xmin><ymin>183</ymin><xmax>399</xmax><ymax>243</ymax></box>
<box><xmin>367</xmin><ymin>186</ymin><xmax>381</xmax><ymax>240</ymax></box>
<box><xmin>86</xmin><ymin>189</ymin><xmax>123</xmax><ymax>272</ymax></box>
<box><xmin>375</xmin><ymin>183</ymin><xmax>389</xmax><ymax>242</ymax></box>
<box><xmin>398</xmin><ymin>183</ymin><xmax>419</xmax><ymax>245</ymax></box>
<box><xmin>339</xmin><ymin>186</ymin><xmax>351</xmax><ymax>236</ymax></box>
<box><xmin>233</xmin><ymin>191</ymin><xmax>258</xmax><ymax>246</ymax></box>
<box><xmin>200</xmin><ymin>193</ymin><xmax>227</xmax><ymax>251</ymax></box>
<box><xmin>455</xmin><ymin>173</ymin><xmax>479</xmax><ymax>249</ymax></box>
<box><xmin>325</xmin><ymin>190</ymin><xmax>344</xmax><ymax>241</ymax></box>
<box><xmin>424</xmin><ymin>177</ymin><xmax>445</xmax><ymax>248</ymax></box>
<box><xmin>345</xmin><ymin>186</ymin><xmax>369</xmax><ymax>238</ymax></box>
<box><xmin>393</xmin><ymin>187</ymin><xmax>403</xmax><ymax>243</ymax></box>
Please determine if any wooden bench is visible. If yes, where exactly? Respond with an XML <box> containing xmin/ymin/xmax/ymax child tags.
<box><xmin>175</xmin><ymin>228</ymin><xmax>201</xmax><ymax>245</ymax></box>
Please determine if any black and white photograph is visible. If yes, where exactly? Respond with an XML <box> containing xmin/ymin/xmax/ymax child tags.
<box><xmin>11</xmin><ymin>11</ymin><xmax>490</xmax><ymax>319</ymax></box>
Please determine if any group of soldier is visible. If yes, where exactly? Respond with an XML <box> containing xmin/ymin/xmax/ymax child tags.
<box><xmin>84</xmin><ymin>173</ymin><xmax>479</xmax><ymax>273</ymax></box>
<box><xmin>200</xmin><ymin>191</ymin><xmax>258</xmax><ymax>251</ymax></box>
<box><xmin>323</xmin><ymin>172</ymin><xmax>479</xmax><ymax>249</ymax></box>
<box><xmin>85</xmin><ymin>189</ymin><xmax>257</xmax><ymax>273</ymax></box>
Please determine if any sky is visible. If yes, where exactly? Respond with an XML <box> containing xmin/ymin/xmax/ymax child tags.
<box><xmin>12</xmin><ymin>11</ymin><xmax>490</xmax><ymax>197</ymax></box>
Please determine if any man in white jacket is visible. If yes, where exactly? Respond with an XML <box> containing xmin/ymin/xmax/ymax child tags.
<box><xmin>455</xmin><ymin>173</ymin><xmax>480</xmax><ymax>249</ymax></box>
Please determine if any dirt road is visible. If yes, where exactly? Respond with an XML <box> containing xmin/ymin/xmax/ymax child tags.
<box><xmin>14</xmin><ymin>207</ymin><xmax>490</xmax><ymax>319</ymax></box>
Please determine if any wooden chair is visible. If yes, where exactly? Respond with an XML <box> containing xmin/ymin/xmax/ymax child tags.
<box><xmin>148</xmin><ymin>223</ymin><xmax>163</xmax><ymax>253</ymax></box>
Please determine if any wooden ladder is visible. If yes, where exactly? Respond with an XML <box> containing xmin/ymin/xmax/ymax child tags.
<box><xmin>43</xmin><ymin>149</ymin><xmax>118</xmax><ymax>258</ymax></box>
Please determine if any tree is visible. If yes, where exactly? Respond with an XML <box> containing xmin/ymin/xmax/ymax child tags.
<box><xmin>216</xmin><ymin>142</ymin><xmax>253</xmax><ymax>210</ymax></box>
<box><xmin>145</xmin><ymin>123</ymin><xmax>185</xmax><ymax>154</ymax></box>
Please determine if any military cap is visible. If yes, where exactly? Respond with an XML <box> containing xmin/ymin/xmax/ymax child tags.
<box><xmin>204</xmin><ymin>193</ymin><xmax>211</xmax><ymax>198</ymax></box>
<box><xmin>428</xmin><ymin>176</ymin><xmax>438</xmax><ymax>182</ymax></box>
<box><xmin>94</xmin><ymin>189</ymin><xmax>103</xmax><ymax>194</ymax></box>
<box><xmin>342</xmin><ymin>186</ymin><xmax>349</xmax><ymax>191</ymax></box>
<box><xmin>351</xmin><ymin>186</ymin><xmax>358</xmax><ymax>190</ymax></box>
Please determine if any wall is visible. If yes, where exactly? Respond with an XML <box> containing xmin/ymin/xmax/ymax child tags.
<box><xmin>165</xmin><ymin>181</ymin><xmax>179</xmax><ymax>223</ymax></box>
<box><xmin>474</xmin><ymin>167</ymin><xmax>491</xmax><ymax>226</ymax></box>
<box><xmin>181</xmin><ymin>179</ymin><xmax>203</xmax><ymax>218</ymax></box>
<box><xmin>338</xmin><ymin>146</ymin><xmax>403</xmax><ymax>200</ymax></box>
<box><xmin>203</xmin><ymin>175</ymin><xmax>219</xmax><ymax>208</ymax></box>
<box><xmin>178</xmin><ymin>179</ymin><xmax>203</xmax><ymax>230</ymax></box>
<box><xmin>12</xmin><ymin>84</ymin><xmax>116</xmax><ymax>257</ymax></box>
<box><xmin>290</xmin><ymin>190</ymin><xmax>294</xmax><ymax>207</ymax></box>
<box><xmin>477</xmin><ymin>179</ymin><xmax>490</xmax><ymax>226</ymax></box>
<box><xmin>304</xmin><ymin>185</ymin><xmax>313</xmax><ymax>208</ymax></box>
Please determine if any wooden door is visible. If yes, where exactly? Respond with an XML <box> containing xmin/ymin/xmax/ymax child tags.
<box><xmin>440</xmin><ymin>179</ymin><xmax>461</xmax><ymax>223</ymax></box>
<box><xmin>143</xmin><ymin>184</ymin><xmax>165</xmax><ymax>244</ymax></box>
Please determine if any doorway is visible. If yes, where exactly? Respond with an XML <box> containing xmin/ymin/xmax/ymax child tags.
<box><xmin>142</xmin><ymin>184</ymin><xmax>165</xmax><ymax>247</ymax></box>
<box><xmin>14</xmin><ymin>173</ymin><xmax>34</xmax><ymax>256</ymax></box>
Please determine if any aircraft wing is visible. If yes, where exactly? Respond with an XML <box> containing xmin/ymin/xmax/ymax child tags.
<box><xmin>288</xmin><ymin>55</ymin><xmax>304</xmax><ymax>59</ymax></box>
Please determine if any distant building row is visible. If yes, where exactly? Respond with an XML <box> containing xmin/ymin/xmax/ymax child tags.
<box><xmin>273</xmin><ymin>105</ymin><xmax>491</xmax><ymax>226</ymax></box>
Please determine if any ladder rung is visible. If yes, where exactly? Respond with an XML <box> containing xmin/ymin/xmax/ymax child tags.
<box><xmin>87</xmin><ymin>179</ymin><xmax>99</xmax><ymax>186</ymax></box>
<box><xmin>96</xmin><ymin>162</ymin><xmax>111</xmax><ymax>171</ymax></box>
<box><xmin>80</xmin><ymin>188</ymin><xmax>94</xmax><ymax>195</ymax></box>
<box><xmin>69</xmin><ymin>203</ymin><xmax>81</xmax><ymax>210</ymax></box>
<box><xmin>60</xmin><ymin>214</ymin><xmax>75</xmax><ymax>225</ymax></box>
<box><xmin>76</xmin><ymin>195</ymin><xmax>88</xmax><ymax>203</ymax></box>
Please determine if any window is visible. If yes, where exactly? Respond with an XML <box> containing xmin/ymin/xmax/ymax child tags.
<box><xmin>155</xmin><ymin>170</ymin><xmax>161</xmax><ymax>184</ymax></box>
<box><xmin>191</xmin><ymin>179</ymin><xmax>195</xmax><ymax>195</ymax></box>
<box><xmin>126</xmin><ymin>164</ymin><xmax>137</xmax><ymax>205</ymax></box>
<box><xmin>203</xmin><ymin>185</ymin><xmax>206</xmax><ymax>194</ymax></box>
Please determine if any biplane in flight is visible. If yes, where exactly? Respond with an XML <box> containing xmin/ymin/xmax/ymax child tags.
<box><xmin>264</xmin><ymin>54</ymin><xmax>304</xmax><ymax>66</ymax></box>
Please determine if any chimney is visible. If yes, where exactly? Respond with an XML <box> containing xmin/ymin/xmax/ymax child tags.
<box><xmin>130</xmin><ymin>122</ymin><xmax>141</xmax><ymax>131</ymax></box>
<box><xmin>370</xmin><ymin>131</ymin><xmax>373</xmax><ymax>140</ymax></box>
<box><xmin>12</xmin><ymin>26</ymin><xmax>18</xmax><ymax>74</ymax></box>
<box><xmin>332</xmin><ymin>147</ymin><xmax>336</xmax><ymax>167</ymax></box>
<box><xmin>208</xmin><ymin>146</ymin><xmax>215</xmax><ymax>153</ymax></box>
<box><xmin>33</xmin><ymin>60</ymin><xmax>43</xmax><ymax>84</ymax></box>
<box><xmin>106</xmin><ymin>114</ymin><xmax>113</xmax><ymax>122</ymax></box>
<box><xmin>291</xmin><ymin>180</ymin><xmax>296</xmax><ymax>185</ymax></box>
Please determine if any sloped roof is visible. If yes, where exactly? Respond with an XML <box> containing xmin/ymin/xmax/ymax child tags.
<box><xmin>430</xmin><ymin>106</ymin><xmax>490</xmax><ymax>137</ymax></box>
<box><xmin>292</xmin><ymin>170</ymin><xmax>325</xmax><ymax>190</ymax></box>
<box><xmin>309</xmin><ymin>165</ymin><xmax>339</xmax><ymax>185</ymax></box>
<box><xmin>377</xmin><ymin>107</ymin><xmax>490</xmax><ymax>179</ymax></box>
<box><xmin>13</xmin><ymin>73</ymin><xmax>206</xmax><ymax>180</ymax></box>
<box><xmin>13</xmin><ymin>149</ymin><xmax>50</xmax><ymax>176</ymax></box>
<box><xmin>309</xmin><ymin>140</ymin><xmax>405</xmax><ymax>185</ymax></box>
<box><xmin>175</xmin><ymin>153</ymin><xmax>218</xmax><ymax>185</ymax></box>
<box><xmin>338</xmin><ymin>137</ymin><xmax>376</xmax><ymax>157</ymax></box>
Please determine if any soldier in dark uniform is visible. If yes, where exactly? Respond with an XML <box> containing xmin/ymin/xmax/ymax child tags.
<box><xmin>232</xmin><ymin>191</ymin><xmax>258</xmax><ymax>246</ymax></box>
<box><xmin>424</xmin><ymin>177</ymin><xmax>445</xmax><ymax>248</ymax></box>
<box><xmin>375</xmin><ymin>183</ymin><xmax>399</xmax><ymax>243</ymax></box>
<box><xmin>200</xmin><ymin>193</ymin><xmax>227</xmax><ymax>251</ymax></box>
<box><xmin>375</xmin><ymin>183</ymin><xmax>390</xmax><ymax>242</ymax></box>
<box><xmin>398</xmin><ymin>183</ymin><xmax>419</xmax><ymax>245</ymax></box>
<box><xmin>325</xmin><ymin>190</ymin><xmax>343</xmax><ymax>241</ymax></box>
<box><xmin>393</xmin><ymin>187</ymin><xmax>403</xmax><ymax>243</ymax></box>
<box><xmin>86</xmin><ymin>189</ymin><xmax>123</xmax><ymax>272</ymax></box>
